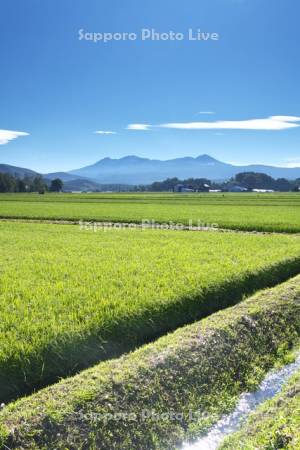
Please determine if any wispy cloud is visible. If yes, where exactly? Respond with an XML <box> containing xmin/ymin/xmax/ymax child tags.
<box><xmin>198</xmin><ymin>111</ymin><xmax>215</xmax><ymax>115</ymax></box>
<box><xmin>285</xmin><ymin>157</ymin><xmax>300</xmax><ymax>162</ymax></box>
<box><xmin>126</xmin><ymin>124</ymin><xmax>151</xmax><ymax>131</ymax></box>
<box><xmin>0</xmin><ymin>129</ymin><xmax>29</xmax><ymax>145</ymax></box>
<box><xmin>281</xmin><ymin>157</ymin><xmax>300</xmax><ymax>168</ymax></box>
<box><xmin>282</xmin><ymin>162</ymin><xmax>300</xmax><ymax>168</ymax></box>
<box><xmin>94</xmin><ymin>130</ymin><xmax>117</xmax><ymax>135</ymax></box>
<box><xmin>159</xmin><ymin>116</ymin><xmax>300</xmax><ymax>131</ymax></box>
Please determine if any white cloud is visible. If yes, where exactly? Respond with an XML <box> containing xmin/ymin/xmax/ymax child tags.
<box><xmin>282</xmin><ymin>162</ymin><xmax>300</xmax><ymax>168</ymax></box>
<box><xmin>285</xmin><ymin>157</ymin><xmax>300</xmax><ymax>162</ymax></box>
<box><xmin>94</xmin><ymin>130</ymin><xmax>117</xmax><ymax>135</ymax></box>
<box><xmin>198</xmin><ymin>111</ymin><xmax>215</xmax><ymax>114</ymax></box>
<box><xmin>126</xmin><ymin>124</ymin><xmax>151</xmax><ymax>131</ymax></box>
<box><xmin>159</xmin><ymin>116</ymin><xmax>300</xmax><ymax>131</ymax></box>
<box><xmin>0</xmin><ymin>129</ymin><xmax>29</xmax><ymax>145</ymax></box>
<box><xmin>271</xmin><ymin>116</ymin><xmax>300</xmax><ymax>122</ymax></box>
<box><xmin>281</xmin><ymin>157</ymin><xmax>300</xmax><ymax>168</ymax></box>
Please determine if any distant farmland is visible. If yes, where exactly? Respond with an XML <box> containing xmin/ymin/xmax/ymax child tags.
<box><xmin>0</xmin><ymin>192</ymin><xmax>299</xmax><ymax>232</ymax></box>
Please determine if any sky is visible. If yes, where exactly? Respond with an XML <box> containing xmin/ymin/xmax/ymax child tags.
<box><xmin>0</xmin><ymin>0</ymin><xmax>300</xmax><ymax>173</ymax></box>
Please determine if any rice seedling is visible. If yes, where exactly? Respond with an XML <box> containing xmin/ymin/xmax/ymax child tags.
<box><xmin>0</xmin><ymin>221</ymin><xmax>300</xmax><ymax>401</ymax></box>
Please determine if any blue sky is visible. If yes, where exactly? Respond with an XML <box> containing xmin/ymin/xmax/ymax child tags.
<box><xmin>0</xmin><ymin>0</ymin><xmax>299</xmax><ymax>173</ymax></box>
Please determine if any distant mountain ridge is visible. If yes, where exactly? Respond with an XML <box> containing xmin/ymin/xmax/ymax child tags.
<box><xmin>0</xmin><ymin>164</ymin><xmax>38</xmax><ymax>178</ymax></box>
<box><xmin>69</xmin><ymin>154</ymin><xmax>300</xmax><ymax>184</ymax></box>
<box><xmin>44</xmin><ymin>172</ymin><xmax>84</xmax><ymax>182</ymax></box>
<box><xmin>1</xmin><ymin>155</ymin><xmax>300</xmax><ymax>186</ymax></box>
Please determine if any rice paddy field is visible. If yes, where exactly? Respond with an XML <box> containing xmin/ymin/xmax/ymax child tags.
<box><xmin>0</xmin><ymin>191</ymin><xmax>299</xmax><ymax>232</ymax></box>
<box><xmin>0</xmin><ymin>192</ymin><xmax>299</xmax><ymax>449</ymax></box>
<box><xmin>2</xmin><ymin>221</ymin><xmax>300</xmax><ymax>402</ymax></box>
<box><xmin>1</xmin><ymin>275</ymin><xmax>300</xmax><ymax>449</ymax></box>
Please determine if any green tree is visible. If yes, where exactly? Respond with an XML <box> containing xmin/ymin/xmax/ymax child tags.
<box><xmin>50</xmin><ymin>178</ymin><xmax>63</xmax><ymax>192</ymax></box>
<box><xmin>30</xmin><ymin>176</ymin><xmax>48</xmax><ymax>193</ymax></box>
<box><xmin>16</xmin><ymin>179</ymin><xmax>27</xmax><ymax>192</ymax></box>
<box><xmin>0</xmin><ymin>173</ymin><xmax>17</xmax><ymax>192</ymax></box>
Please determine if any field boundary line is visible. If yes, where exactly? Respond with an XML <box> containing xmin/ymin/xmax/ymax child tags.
<box><xmin>0</xmin><ymin>217</ymin><xmax>299</xmax><ymax>236</ymax></box>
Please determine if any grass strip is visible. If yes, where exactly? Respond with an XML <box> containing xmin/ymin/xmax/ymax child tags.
<box><xmin>220</xmin><ymin>366</ymin><xmax>300</xmax><ymax>449</ymax></box>
<box><xmin>1</xmin><ymin>223</ymin><xmax>300</xmax><ymax>402</ymax></box>
<box><xmin>1</xmin><ymin>275</ymin><xmax>300</xmax><ymax>449</ymax></box>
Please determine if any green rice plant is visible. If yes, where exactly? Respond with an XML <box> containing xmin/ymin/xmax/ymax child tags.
<box><xmin>0</xmin><ymin>192</ymin><xmax>299</xmax><ymax>232</ymax></box>
<box><xmin>1</xmin><ymin>275</ymin><xmax>300</xmax><ymax>450</ymax></box>
<box><xmin>0</xmin><ymin>221</ymin><xmax>300</xmax><ymax>402</ymax></box>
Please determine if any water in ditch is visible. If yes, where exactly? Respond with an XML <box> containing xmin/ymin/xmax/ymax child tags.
<box><xmin>182</xmin><ymin>353</ymin><xmax>300</xmax><ymax>450</ymax></box>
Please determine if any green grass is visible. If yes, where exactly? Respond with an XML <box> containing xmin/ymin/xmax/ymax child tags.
<box><xmin>1</xmin><ymin>275</ymin><xmax>300</xmax><ymax>450</ymax></box>
<box><xmin>0</xmin><ymin>192</ymin><xmax>299</xmax><ymax>232</ymax></box>
<box><xmin>220</xmin><ymin>367</ymin><xmax>300</xmax><ymax>450</ymax></box>
<box><xmin>1</xmin><ymin>222</ymin><xmax>300</xmax><ymax>402</ymax></box>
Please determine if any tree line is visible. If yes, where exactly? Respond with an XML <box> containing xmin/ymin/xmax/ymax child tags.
<box><xmin>0</xmin><ymin>173</ymin><xmax>63</xmax><ymax>193</ymax></box>
<box><xmin>1</xmin><ymin>171</ymin><xmax>299</xmax><ymax>193</ymax></box>
<box><xmin>136</xmin><ymin>172</ymin><xmax>300</xmax><ymax>192</ymax></box>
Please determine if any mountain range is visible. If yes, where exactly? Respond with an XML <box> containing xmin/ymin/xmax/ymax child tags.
<box><xmin>69</xmin><ymin>154</ymin><xmax>300</xmax><ymax>185</ymax></box>
<box><xmin>1</xmin><ymin>155</ymin><xmax>300</xmax><ymax>189</ymax></box>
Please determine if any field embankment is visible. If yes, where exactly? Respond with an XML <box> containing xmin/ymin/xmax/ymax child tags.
<box><xmin>220</xmin><ymin>366</ymin><xmax>300</xmax><ymax>449</ymax></box>
<box><xmin>1</xmin><ymin>275</ymin><xmax>300</xmax><ymax>450</ymax></box>
<box><xmin>0</xmin><ymin>192</ymin><xmax>299</xmax><ymax>232</ymax></box>
<box><xmin>1</xmin><ymin>222</ymin><xmax>300</xmax><ymax>402</ymax></box>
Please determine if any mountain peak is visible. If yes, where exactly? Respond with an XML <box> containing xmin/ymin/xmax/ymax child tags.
<box><xmin>99</xmin><ymin>157</ymin><xmax>111</xmax><ymax>162</ymax></box>
<box><xmin>120</xmin><ymin>155</ymin><xmax>147</xmax><ymax>162</ymax></box>
<box><xmin>196</xmin><ymin>154</ymin><xmax>219</xmax><ymax>163</ymax></box>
